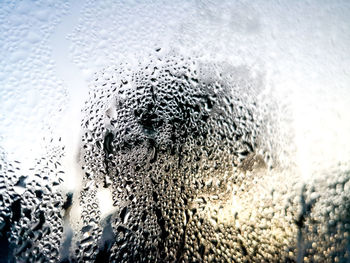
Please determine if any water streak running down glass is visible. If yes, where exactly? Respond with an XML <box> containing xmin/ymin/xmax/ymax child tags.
<box><xmin>0</xmin><ymin>0</ymin><xmax>350</xmax><ymax>262</ymax></box>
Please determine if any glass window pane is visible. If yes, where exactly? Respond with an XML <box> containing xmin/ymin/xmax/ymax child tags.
<box><xmin>1</xmin><ymin>1</ymin><xmax>350</xmax><ymax>262</ymax></box>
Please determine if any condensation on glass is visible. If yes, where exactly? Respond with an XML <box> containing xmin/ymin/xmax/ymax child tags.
<box><xmin>1</xmin><ymin>0</ymin><xmax>350</xmax><ymax>262</ymax></box>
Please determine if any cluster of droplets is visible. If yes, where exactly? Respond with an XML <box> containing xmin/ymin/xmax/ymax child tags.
<box><xmin>76</xmin><ymin>54</ymin><xmax>350</xmax><ymax>262</ymax></box>
<box><xmin>1</xmin><ymin>53</ymin><xmax>349</xmax><ymax>262</ymax></box>
<box><xmin>294</xmin><ymin>167</ymin><xmax>350</xmax><ymax>262</ymax></box>
<box><xmin>0</xmin><ymin>52</ymin><xmax>350</xmax><ymax>262</ymax></box>
<box><xmin>76</xmin><ymin>54</ymin><xmax>281</xmax><ymax>262</ymax></box>
<box><xmin>0</xmin><ymin>143</ymin><xmax>67</xmax><ymax>262</ymax></box>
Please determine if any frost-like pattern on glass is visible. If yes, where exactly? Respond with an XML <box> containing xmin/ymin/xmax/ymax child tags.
<box><xmin>1</xmin><ymin>0</ymin><xmax>350</xmax><ymax>262</ymax></box>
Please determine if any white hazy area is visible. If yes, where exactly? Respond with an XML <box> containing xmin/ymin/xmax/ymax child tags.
<box><xmin>0</xmin><ymin>0</ymin><xmax>349</xmax><ymax>198</ymax></box>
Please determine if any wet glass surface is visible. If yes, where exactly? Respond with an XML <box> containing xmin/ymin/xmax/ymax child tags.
<box><xmin>1</xmin><ymin>1</ymin><xmax>350</xmax><ymax>262</ymax></box>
